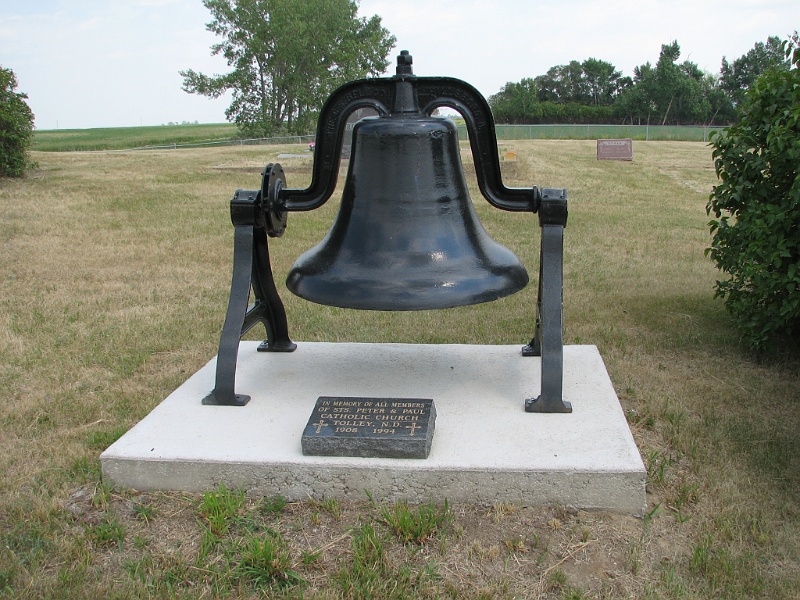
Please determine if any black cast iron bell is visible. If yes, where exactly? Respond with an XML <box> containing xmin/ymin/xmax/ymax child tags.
<box><xmin>287</xmin><ymin>114</ymin><xmax>527</xmax><ymax>310</ymax></box>
<box><xmin>284</xmin><ymin>51</ymin><xmax>530</xmax><ymax>311</ymax></box>
<box><xmin>204</xmin><ymin>50</ymin><xmax>571</xmax><ymax>413</ymax></box>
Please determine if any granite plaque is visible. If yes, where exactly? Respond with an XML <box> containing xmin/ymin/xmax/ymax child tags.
<box><xmin>597</xmin><ymin>138</ymin><xmax>633</xmax><ymax>161</ymax></box>
<box><xmin>302</xmin><ymin>397</ymin><xmax>436</xmax><ymax>459</ymax></box>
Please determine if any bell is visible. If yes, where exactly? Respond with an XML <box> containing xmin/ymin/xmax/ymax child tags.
<box><xmin>206</xmin><ymin>51</ymin><xmax>571</xmax><ymax>412</ymax></box>
<box><xmin>286</xmin><ymin>104</ymin><xmax>528</xmax><ymax>310</ymax></box>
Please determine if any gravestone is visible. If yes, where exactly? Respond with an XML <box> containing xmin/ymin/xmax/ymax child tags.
<box><xmin>597</xmin><ymin>138</ymin><xmax>633</xmax><ymax>161</ymax></box>
<box><xmin>302</xmin><ymin>396</ymin><xmax>436</xmax><ymax>458</ymax></box>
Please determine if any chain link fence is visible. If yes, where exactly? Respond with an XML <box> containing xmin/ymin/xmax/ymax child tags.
<box><xmin>457</xmin><ymin>124</ymin><xmax>725</xmax><ymax>142</ymax></box>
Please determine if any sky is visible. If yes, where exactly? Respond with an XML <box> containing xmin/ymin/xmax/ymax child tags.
<box><xmin>1</xmin><ymin>0</ymin><xmax>797</xmax><ymax>130</ymax></box>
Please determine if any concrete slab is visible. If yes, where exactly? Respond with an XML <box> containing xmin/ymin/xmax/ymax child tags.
<box><xmin>101</xmin><ymin>343</ymin><xmax>645</xmax><ymax>515</ymax></box>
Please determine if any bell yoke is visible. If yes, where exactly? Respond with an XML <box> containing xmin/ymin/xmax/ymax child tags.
<box><xmin>203</xmin><ymin>50</ymin><xmax>571</xmax><ymax>414</ymax></box>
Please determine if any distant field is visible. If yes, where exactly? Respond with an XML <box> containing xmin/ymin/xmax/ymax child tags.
<box><xmin>32</xmin><ymin>123</ymin><xmax>239</xmax><ymax>151</ymax></box>
<box><xmin>33</xmin><ymin>122</ymin><xmax>724</xmax><ymax>152</ymax></box>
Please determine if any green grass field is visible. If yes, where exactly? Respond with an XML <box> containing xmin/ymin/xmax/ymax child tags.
<box><xmin>32</xmin><ymin>123</ymin><xmax>239</xmax><ymax>151</ymax></box>
<box><xmin>0</xmin><ymin>137</ymin><xmax>797</xmax><ymax>598</ymax></box>
<box><xmin>33</xmin><ymin>122</ymin><xmax>726</xmax><ymax>152</ymax></box>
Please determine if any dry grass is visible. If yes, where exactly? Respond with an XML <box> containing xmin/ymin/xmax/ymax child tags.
<box><xmin>0</xmin><ymin>140</ymin><xmax>798</xmax><ymax>598</ymax></box>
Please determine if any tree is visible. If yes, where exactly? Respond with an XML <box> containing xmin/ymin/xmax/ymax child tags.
<box><xmin>535</xmin><ymin>61</ymin><xmax>588</xmax><ymax>104</ymax></box>
<box><xmin>720</xmin><ymin>36</ymin><xmax>789</xmax><ymax>109</ymax></box>
<box><xmin>489</xmin><ymin>43</ymin><xmax>742</xmax><ymax>126</ymax></box>
<box><xmin>181</xmin><ymin>0</ymin><xmax>395</xmax><ymax>137</ymax></box>
<box><xmin>702</xmin><ymin>74</ymin><xmax>737</xmax><ymax>126</ymax></box>
<box><xmin>616</xmin><ymin>41</ymin><xmax>727</xmax><ymax>126</ymax></box>
<box><xmin>489</xmin><ymin>58</ymin><xmax>628</xmax><ymax>124</ymax></box>
<box><xmin>613</xmin><ymin>62</ymin><xmax>655</xmax><ymax>125</ymax></box>
<box><xmin>581</xmin><ymin>58</ymin><xmax>630</xmax><ymax>106</ymax></box>
<box><xmin>0</xmin><ymin>66</ymin><xmax>35</xmax><ymax>178</ymax></box>
<box><xmin>488</xmin><ymin>78</ymin><xmax>538</xmax><ymax>123</ymax></box>
<box><xmin>706</xmin><ymin>34</ymin><xmax>800</xmax><ymax>351</ymax></box>
<box><xmin>649</xmin><ymin>41</ymin><xmax>707</xmax><ymax>125</ymax></box>
<box><xmin>674</xmin><ymin>60</ymin><xmax>712</xmax><ymax>124</ymax></box>
<box><xmin>532</xmin><ymin>59</ymin><xmax>628</xmax><ymax>106</ymax></box>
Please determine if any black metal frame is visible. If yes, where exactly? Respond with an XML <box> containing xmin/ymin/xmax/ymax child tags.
<box><xmin>201</xmin><ymin>169</ymin><xmax>297</xmax><ymax>406</ymax></box>
<box><xmin>204</xmin><ymin>52</ymin><xmax>571</xmax><ymax>413</ymax></box>
<box><xmin>523</xmin><ymin>189</ymin><xmax>572</xmax><ymax>413</ymax></box>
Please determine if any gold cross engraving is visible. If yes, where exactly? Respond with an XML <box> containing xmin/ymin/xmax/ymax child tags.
<box><xmin>405</xmin><ymin>422</ymin><xmax>420</xmax><ymax>437</ymax></box>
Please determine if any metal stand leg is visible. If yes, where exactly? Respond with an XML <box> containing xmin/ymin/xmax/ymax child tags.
<box><xmin>522</xmin><ymin>270</ymin><xmax>544</xmax><ymax>358</ymax></box>
<box><xmin>249</xmin><ymin>221</ymin><xmax>297</xmax><ymax>353</ymax></box>
<box><xmin>203</xmin><ymin>190</ymin><xmax>296</xmax><ymax>406</ymax></box>
<box><xmin>524</xmin><ymin>190</ymin><xmax>572</xmax><ymax>413</ymax></box>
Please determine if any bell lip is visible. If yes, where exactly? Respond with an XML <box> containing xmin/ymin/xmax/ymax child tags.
<box><xmin>285</xmin><ymin>269</ymin><xmax>529</xmax><ymax>312</ymax></box>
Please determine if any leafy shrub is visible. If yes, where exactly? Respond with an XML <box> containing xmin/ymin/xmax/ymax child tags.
<box><xmin>0</xmin><ymin>66</ymin><xmax>35</xmax><ymax>177</ymax></box>
<box><xmin>706</xmin><ymin>35</ymin><xmax>800</xmax><ymax>351</ymax></box>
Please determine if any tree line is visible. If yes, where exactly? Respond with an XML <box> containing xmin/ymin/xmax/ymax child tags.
<box><xmin>488</xmin><ymin>37</ymin><xmax>789</xmax><ymax>126</ymax></box>
<box><xmin>179</xmin><ymin>2</ymin><xmax>789</xmax><ymax>133</ymax></box>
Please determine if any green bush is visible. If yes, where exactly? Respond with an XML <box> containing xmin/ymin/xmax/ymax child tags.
<box><xmin>0</xmin><ymin>66</ymin><xmax>35</xmax><ymax>177</ymax></box>
<box><xmin>706</xmin><ymin>35</ymin><xmax>800</xmax><ymax>351</ymax></box>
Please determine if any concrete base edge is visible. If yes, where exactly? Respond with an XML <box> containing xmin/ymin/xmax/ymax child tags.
<box><xmin>101</xmin><ymin>343</ymin><xmax>646</xmax><ymax>515</ymax></box>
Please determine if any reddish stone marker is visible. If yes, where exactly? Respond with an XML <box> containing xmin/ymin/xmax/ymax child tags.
<box><xmin>597</xmin><ymin>138</ymin><xmax>633</xmax><ymax>161</ymax></box>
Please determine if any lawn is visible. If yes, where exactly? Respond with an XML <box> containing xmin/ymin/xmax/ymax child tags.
<box><xmin>32</xmin><ymin>123</ymin><xmax>239</xmax><ymax>151</ymax></box>
<box><xmin>0</xmin><ymin>139</ymin><xmax>797</xmax><ymax>598</ymax></box>
<box><xmin>31</xmin><ymin>122</ymin><xmax>723</xmax><ymax>151</ymax></box>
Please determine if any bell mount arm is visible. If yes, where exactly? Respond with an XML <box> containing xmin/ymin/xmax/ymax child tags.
<box><xmin>415</xmin><ymin>77</ymin><xmax>541</xmax><ymax>214</ymax></box>
<box><xmin>276</xmin><ymin>79</ymin><xmax>393</xmax><ymax>213</ymax></box>
<box><xmin>276</xmin><ymin>70</ymin><xmax>543</xmax><ymax>216</ymax></box>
